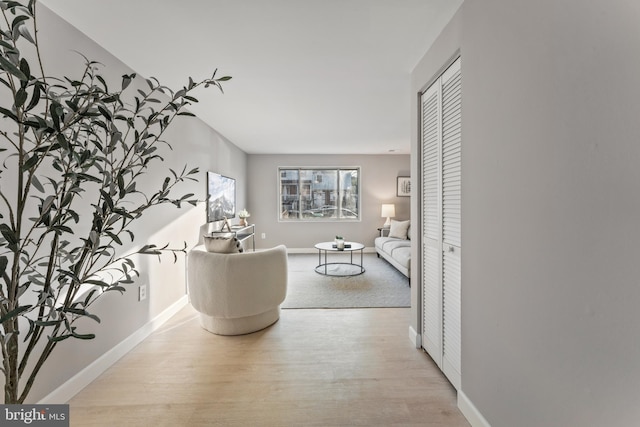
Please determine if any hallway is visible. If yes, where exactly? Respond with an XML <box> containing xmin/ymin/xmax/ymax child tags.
<box><xmin>69</xmin><ymin>306</ymin><xmax>469</xmax><ymax>426</ymax></box>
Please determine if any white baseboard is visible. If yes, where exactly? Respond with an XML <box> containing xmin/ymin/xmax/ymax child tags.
<box><xmin>458</xmin><ymin>390</ymin><xmax>492</xmax><ymax>427</ymax></box>
<box><xmin>39</xmin><ymin>295</ymin><xmax>189</xmax><ymax>404</ymax></box>
<box><xmin>408</xmin><ymin>325</ymin><xmax>421</xmax><ymax>348</ymax></box>
<box><xmin>286</xmin><ymin>248</ymin><xmax>318</xmax><ymax>254</ymax></box>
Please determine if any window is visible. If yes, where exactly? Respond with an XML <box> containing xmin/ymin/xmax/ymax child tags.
<box><xmin>279</xmin><ymin>167</ymin><xmax>360</xmax><ymax>221</ymax></box>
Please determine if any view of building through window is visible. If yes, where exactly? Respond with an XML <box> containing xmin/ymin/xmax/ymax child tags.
<box><xmin>279</xmin><ymin>168</ymin><xmax>360</xmax><ymax>220</ymax></box>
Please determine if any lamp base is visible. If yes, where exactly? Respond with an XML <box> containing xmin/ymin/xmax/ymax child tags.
<box><xmin>383</xmin><ymin>218</ymin><xmax>391</xmax><ymax>228</ymax></box>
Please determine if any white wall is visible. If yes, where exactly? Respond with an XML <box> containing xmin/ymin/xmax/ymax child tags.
<box><xmin>412</xmin><ymin>1</ymin><xmax>640</xmax><ymax>426</ymax></box>
<box><xmin>12</xmin><ymin>5</ymin><xmax>248</xmax><ymax>402</ymax></box>
<box><xmin>248</xmin><ymin>154</ymin><xmax>410</xmax><ymax>250</ymax></box>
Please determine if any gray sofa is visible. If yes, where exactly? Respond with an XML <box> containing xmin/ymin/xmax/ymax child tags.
<box><xmin>375</xmin><ymin>229</ymin><xmax>411</xmax><ymax>280</ymax></box>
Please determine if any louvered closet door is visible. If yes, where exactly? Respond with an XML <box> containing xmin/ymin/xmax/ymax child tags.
<box><xmin>441</xmin><ymin>58</ymin><xmax>462</xmax><ymax>390</ymax></box>
<box><xmin>421</xmin><ymin>79</ymin><xmax>442</xmax><ymax>368</ymax></box>
<box><xmin>420</xmin><ymin>56</ymin><xmax>461</xmax><ymax>391</ymax></box>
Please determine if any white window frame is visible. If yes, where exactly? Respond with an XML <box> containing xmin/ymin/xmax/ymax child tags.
<box><xmin>278</xmin><ymin>167</ymin><xmax>361</xmax><ymax>222</ymax></box>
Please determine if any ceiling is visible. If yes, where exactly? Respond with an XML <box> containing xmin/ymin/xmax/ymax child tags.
<box><xmin>40</xmin><ymin>0</ymin><xmax>462</xmax><ymax>155</ymax></box>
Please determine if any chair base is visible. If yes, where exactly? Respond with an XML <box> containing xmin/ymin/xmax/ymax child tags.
<box><xmin>198</xmin><ymin>307</ymin><xmax>281</xmax><ymax>335</ymax></box>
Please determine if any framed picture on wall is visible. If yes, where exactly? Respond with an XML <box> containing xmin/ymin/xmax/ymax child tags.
<box><xmin>397</xmin><ymin>176</ymin><xmax>411</xmax><ymax>197</ymax></box>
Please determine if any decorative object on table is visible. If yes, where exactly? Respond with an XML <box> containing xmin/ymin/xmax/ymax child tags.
<box><xmin>238</xmin><ymin>208</ymin><xmax>251</xmax><ymax>226</ymax></box>
<box><xmin>397</xmin><ymin>176</ymin><xmax>411</xmax><ymax>197</ymax></box>
<box><xmin>0</xmin><ymin>1</ymin><xmax>232</xmax><ymax>404</ymax></box>
<box><xmin>381</xmin><ymin>204</ymin><xmax>396</xmax><ymax>228</ymax></box>
<box><xmin>335</xmin><ymin>235</ymin><xmax>345</xmax><ymax>250</ymax></box>
<box><xmin>203</xmin><ymin>235</ymin><xmax>243</xmax><ymax>253</ymax></box>
<box><xmin>220</xmin><ymin>216</ymin><xmax>232</xmax><ymax>232</ymax></box>
<box><xmin>331</xmin><ymin>242</ymin><xmax>352</xmax><ymax>249</ymax></box>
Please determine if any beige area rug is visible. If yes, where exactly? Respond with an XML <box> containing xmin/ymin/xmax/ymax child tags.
<box><xmin>281</xmin><ymin>253</ymin><xmax>410</xmax><ymax>309</ymax></box>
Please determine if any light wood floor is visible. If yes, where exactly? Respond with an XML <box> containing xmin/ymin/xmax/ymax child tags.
<box><xmin>69</xmin><ymin>306</ymin><xmax>470</xmax><ymax>426</ymax></box>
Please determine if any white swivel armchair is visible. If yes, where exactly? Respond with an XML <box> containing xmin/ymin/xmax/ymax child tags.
<box><xmin>187</xmin><ymin>244</ymin><xmax>288</xmax><ymax>335</ymax></box>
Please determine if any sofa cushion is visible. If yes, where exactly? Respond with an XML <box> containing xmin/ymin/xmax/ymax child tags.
<box><xmin>381</xmin><ymin>238</ymin><xmax>410</xmax><ymax>254</ymax></box>
<box><xmin>388</xmin><ymin>219</ymin><xmax>410</xmax><ymax>239</ymax></box>
<box><xmin>389</xmin><ymin>246</ymin><xmax>411</xmax><ymax>269</ymax></box>
<box><xmin>376</xmin><ymin>237</ymin><xmax>411</xmax><ymax>252</ymax></box>
<box><xmin>203</xmin><ymin>235</ymin><xmax>244</xmax><ymax>253</ymax></box>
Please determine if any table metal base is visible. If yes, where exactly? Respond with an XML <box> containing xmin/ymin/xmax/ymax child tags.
<box><xmin>315</xmin><ymin>246</ymin><xmax>365</xmax><ymax>276</ymax></box>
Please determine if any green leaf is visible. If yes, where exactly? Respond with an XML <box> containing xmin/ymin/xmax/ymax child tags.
<box><xmin>0</xmin><ymin>40</ymin><xmax>15</xmax><ymax>51</ymax></box>
<box><xmin>65</xmin><ymin>99</ymin><xmax>79</xmax><ymax>111</ymax></box>
<box><xmin>22</xmin><ymin>154</ymin><xmax>38</xmax><ymax>170</ymax></box>
<box><xmin>101</xmin><ymin>190</ymin><xmax>114</xmax><ymax>211</ymax></box>
<box><xmin>84</xmin><ymin>279</ymin><xmax>109</xmax><ymax>287</ymax></box>
<box><xmin>0</xmin><ymin>256</ymin><xmax>7</xmax><ymax>280</ymax></box>
<box><xmin>33</xmin><ymin>319</ymin><xmax>61</xmax><ymax>327</ymax></box>
<box><xmin>19</xmin><ymin>57</ymin><xmax>30</xmax><ymax>79</ymax></box>
<box><xmin>14</xmin><ymin>88</ymin><xmax>27</xmax><ymax>108</ymax></box>
<box><xmin>117</xmin><ymin>174</ymin><xmax>125</xmax><ymax>197</ymax></box>
<box><xmin>64</xmin><ymin>307</ymin><xmax>100</xmax><ymax>323</ymax></box>
<box><xmin>98</xmin><ymin>105</ymin><xmax>112</xmax><ymax>120</ymax></box>
<box><xmin>56</xmin><ymin>133</ymin><xmax>69</xmax><ymax>150</ymax></box>
<box><xmin>49</xmin><ymin>103</ymin><xmax>61</xmax><ymax>130</ymax></box>
<box><xmin>25</xmin><ymin>82</ymin><xmax>41</xmax><ymax>111</ymax></box>
<box><xmin>31</xmin><ymin>174</ymin><xmax>44</xmax><ymax>192</ymax></box>
<box><xmin>0</xmin><ymin>224</ymin><xmax>18</xmax><ymax>247</ymax></box>
<box><xmin>102</xmin><ymin>94</ymin><xmax>118</xmax><ymax>103</ymax></box>
<box><xmin>106</xmin><ymin>231</ymin><xmax>122</xmax><ymax>245</ymax></box>
<box><xmin>77</xmin><ymin>173</ymin><xmax>102</xmax><ymax>183</ymax></box>
<box><xmin>139</xmin><ymin>244</ymin><xmax>161</xmax><ymax>255</ymax></box>
<box><xmin>0</xmin><ymin>106</ymin><xmax>18</xmax><ymax>122</ymax></box>
<box><xmin>11</xmin><ymin>15</ymin><xmax>29</xmax><ymax>30</ymax></box>
<box><xmin>0</xmin><ymin>305</ymin><xmax>32</xmax><ymax>324</ymax></box>
<box><xmin>18</xmin><ymin>24</ymin><xmax>35</xmax><ymax>44</ymax></box>
<box><xmin>121</xmin><ymin>74</ymin><xmax>133</xmax><ymax>90</ymax></box>
<box><xmin>96</xmin><ymin>75</ymin><xmax>108</xmax><ymax>91</ymax></box>
<box><xmin>52</xmin><ymin>225</ymin><xmax>73</xmax><ymax>234</ymax></box>
<box><xmin>0</xmin><ymin>54</ymin><xmax>28</xmax><ymax>81</ymax></box>
<box><xmin>173</xmin><ymin>89</ymin><xmax>186</xmax><ymax>100</ymax></box>
<box><xmin>83</xmin><ymin>289</ymin><xmax>98</xmax><ymax>306</ymax></box>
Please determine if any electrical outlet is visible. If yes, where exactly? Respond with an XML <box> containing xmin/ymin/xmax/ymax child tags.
<box><xmin>138</xmin><ymin>285</ymin><xmax>147</xmax><ymax>301</ymax></box>
<box><xmin>261</xmin><ymin>233</ymin><xmax>266</xmax><ymax>239</ymax></box>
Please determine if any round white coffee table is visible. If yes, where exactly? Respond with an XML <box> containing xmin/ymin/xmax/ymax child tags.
<box><xmin>314</xmin><ymin>241</ymin><xmax>365</xmax><ymax>276</ymax></box>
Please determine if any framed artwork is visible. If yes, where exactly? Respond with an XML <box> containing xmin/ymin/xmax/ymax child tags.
<box><xmin>397</xmin><ymin>176</ymin><xmax>411</xmax><ymax>197</ymax></box>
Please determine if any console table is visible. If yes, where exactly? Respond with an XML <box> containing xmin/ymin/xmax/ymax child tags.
<box><xmin>314</xmin><ymin>241</ymin><xmax>365</xmax><ymax>276</ymax></box>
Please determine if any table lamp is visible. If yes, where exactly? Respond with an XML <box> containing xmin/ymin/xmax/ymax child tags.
<box><xmin>381</xmin><ymin>204</ymin><xmax>395</xmax><ymax>228</ymax></box>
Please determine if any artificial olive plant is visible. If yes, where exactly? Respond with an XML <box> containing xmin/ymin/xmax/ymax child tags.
<box><xmin>0</xmin><ymin>0</ymin><xmax>230</xmax><ymax>403</ymax></box>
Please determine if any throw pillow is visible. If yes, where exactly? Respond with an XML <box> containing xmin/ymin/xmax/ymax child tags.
<box><xmin>203</xmin><ymin>235</ymin><xmax>244</xmax><ymax>253</ymax></box>
<box><xmin>388</xmin><ymin>219</ymin><xmax>410</xmax><ymax>240</ymax></box>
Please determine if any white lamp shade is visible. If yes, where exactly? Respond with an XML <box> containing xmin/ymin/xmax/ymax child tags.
<box><xmin>381</xmin><ymin>204</ymin><xmax>395</xmax><ymax>228</ymax></box>
<box><xmin>381</xmin><ymin>204</ymin><xmax>396</xmax><ymax>218</ymax></box>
